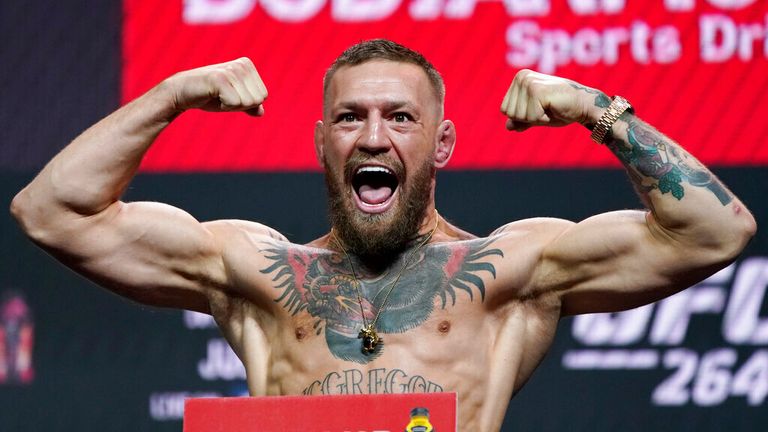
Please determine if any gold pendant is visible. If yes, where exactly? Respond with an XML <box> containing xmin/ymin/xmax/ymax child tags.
<box><xmin>358</xmin><ymin>324</ymin><xmax>380</xmax><ymax>354</ymax></box>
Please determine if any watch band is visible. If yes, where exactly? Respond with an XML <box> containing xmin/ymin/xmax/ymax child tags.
<box><xmin>591</xmin><ymin>95</ymin><xmax>632</xmax><ymax>144</ymax></box>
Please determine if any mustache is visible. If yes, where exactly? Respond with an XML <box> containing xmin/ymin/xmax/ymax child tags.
<box><xmin>343</xmin><ymin>152</ymin><xmax>405</xmax><ymax>183</ymax></box>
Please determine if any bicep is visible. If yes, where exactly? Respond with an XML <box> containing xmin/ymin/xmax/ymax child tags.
<box><xmin>46</xmin><ymin>201</ymin><xmax>227</xmax><ymax>313</ymax></box>
<box><xmin>533</xmin><ymin>210</ymin><xmax>709</xmax><ymax>316</ymax></box>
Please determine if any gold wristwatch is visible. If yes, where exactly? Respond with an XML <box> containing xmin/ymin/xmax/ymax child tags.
<box><xmin>590</xmin><ymin>95</ymin><xmax>633</xmax><ymax>144</ymax></box>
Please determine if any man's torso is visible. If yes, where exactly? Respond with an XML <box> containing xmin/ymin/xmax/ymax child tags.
<box><xmin>205</xmin><ymin>220</ymin><xmax>565</xmax><ymax>431</ymax></box>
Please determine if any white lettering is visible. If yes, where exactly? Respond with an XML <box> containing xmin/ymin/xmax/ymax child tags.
<box><xmin>572</xmin><ymin>28</ymin><xmax>603</xmax><ymax>65</ymax></box>
<box><xmin>567</xmin><ymin>0</ymin><xmax>626</xmax><ymax>15</ymax></box>
<box><xmin>692</xmin><ymin>348</ymin><xmax>736</xmax><ymax>406</ymax></box>
<box><xmin>630</xmin><ymin>21</ymin><xmax>652</xmax><ymax>63</ymax></box>
<box><xmin>410</xmin><ymin>0</ymin><xmax>550</xmax><ymax>18</ymax></box>
<box><xmin>705</xmin><ymin>0</ymin><xmax>756</xmax><ymax>10</ymax></box>
<box><xmin>664</xmin><ymin>0</ymin><xmax>694</xmax><ymax>12</ymax></box>
<box><xmin>333</xmin><ymin>0</ymin><xmax>401</xmax><ymax>21</ymax></box>
<box><xmin>564</xmin><ymin>259</ymin><xmax>768</xmax><ymax>408</ymax></box>
<box><xmin>444</xmin><ymin>0</ymin><xmax>481</xmax><ymax>18</ymax></box>
<box><xmin>652</xmin><ymin>349</ymin><xmax>698</xmax><ymax>405</ymax></box>
<box><xmin>650</xmin><ymin>286</ymin><xmax>726</xmax><ymax>345</ymax></box>
<box><xmin>701</xmin><ymin>14</ymin><xmax>738</xmax><ymax>62</ymax></box>
<box><xmin>505</xmin><ymin>20</ymin><xmax>678</xmax><ymax>73</ymax></box>
<box><xmin>183</xmin><ymin>0</ymin><xmax>256</xmax><ymax>24</ymax></box>
<box><xmin>653</xmin><ymin>25</ymin><xmax>682</xmax><ymax>63</ymax></box>
<box><xmin>183</xmin><ymin>310</ymin><xmax>216</xmax><ymax>329</ymax></box>
<box><xmin>409</xmin><ymin>0</ymin><xmax>442</xmax><ymax>19</ymax></box>
<box><xmin>738</xmin><ymin>23</ymin><xmax>765</xmax><ymax>61</ymax></box>
<box><xmin>562</xmin><ymin>349</ymin><xmax>659</xmax><ymax>369</ymax></box>
<box><xmin>731</xmin><ymin>350</ymin><xmax>768</xmax><ymax>405</ymax></box>
<box><xmin>261</xmin><ymin>0</ymin><xmax>325</xmax><ymax>22</ymax></box>
<box><xmin>149</xmin><ymin>391</ymin><xmax>220</xmax><ymax>421</ymax></box>
<box><xmin>724</xmin><ymin>258</ymin><xmax>768</xmax><ymax>344</ymax></box>
<box><xmin>705</xmin><ymin>263</ymin><xmax>736</xmax><ymax>284</ymax></box>
<box><xmin>504</xmin><ymin>0</ymin><xmax>550</xmax><ymax>16</ymax></box>
<box><xmin>572</xmin><ymin>304</ymin><xmax>653</xmax><ymax>345</ymax></box>
<box><xmin>653</xmin><ymin>349</ymin><xmax>768</xmax><ymax>407</ymax></box>
<box><xmin>197</xmin><ymin>338</ymin><xmax>247</xmax><ymax>380</ymax></box>
<box><xmin>539</xmin><ymin>29</ymin><xmax>571</xmax><ymax>73</ymax></box>
<box><xmin>506</xmin><ymin>21</ymin><xmax>541</xmax><ymax>68</ymax></box>
<box><xmin>181</xmin><ymin>0</ymin><xmax>765</xmax><ymax>26</ymax></box>
<box><xmin>601</xmin><ymin>27</ymin><xmax>630</xmax><ymax>64</ymax></box>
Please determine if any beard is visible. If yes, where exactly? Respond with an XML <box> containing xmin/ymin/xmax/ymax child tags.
<box><xmin>324</xmin><ymin>152</ymin><xmax>434</xmax><ymax>265</ymax></box>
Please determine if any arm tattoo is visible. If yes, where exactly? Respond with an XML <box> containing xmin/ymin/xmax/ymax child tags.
<box><xmin>266</xmin><ymin>228</ymin><xmax>288</xmax><ymax>242</ymax></box>
<box><xmin>259</xmin><ymin>239</ymin><xmax>503</xmax><ymax>364</ymax></box>
<box><xmin>490</xmin><ymin>224</ymin><xmax>511</xmax><ymax>236</ymax></box>
<box><xmin>569</xmin><ymin>83</ymin><xmax>611</xmax><ymax>109</ymax></box>
<box><xmin>604</xmin><ymin>114</ymin><xmax>733</xmax><ymax>206</ymax></box>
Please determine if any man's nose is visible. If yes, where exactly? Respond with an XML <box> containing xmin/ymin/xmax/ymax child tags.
<box><xmin>356</xmin><ymin>115</ymin><xmax>391</xmax><ymax>153</ymax></box>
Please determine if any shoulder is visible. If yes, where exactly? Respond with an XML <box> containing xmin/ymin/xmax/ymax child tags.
<box><xmin>430</xmin><ymin>218</ymin><xmax>577</xmax><ymax>265</ymax></box>
<box><xmin>200</xmin><ymin>221</ymin><xmax>327</xmax><ymax>307</ymax></box>
<box><xmin>472</xmin><ymin>218</ymin><xmax>577</xmax><ymax>303</ymax></box>
<box><xmin>490</xmin><ymin>217</ymin><xmax>575</xmax><ymax>241</ymax></box>
<box><xmin>203</xmin><ymin>219</ymin><xmax>289</xmax><ymax>244</ymax></box>
<box><xmin>201</xmin><ymin>219</ymin><xmax>297</xmax><ymax>283</ymax></box>
<box><xmin>203</xmin><ymin>220</ymin><xmax>333</xmax><ymax>273</ymax></box>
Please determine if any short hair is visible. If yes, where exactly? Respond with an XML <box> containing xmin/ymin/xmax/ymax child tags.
<box><xmin>323</xmin><ymin>39</ymin><xmax>445</xmax><ymax>109</ymax></box>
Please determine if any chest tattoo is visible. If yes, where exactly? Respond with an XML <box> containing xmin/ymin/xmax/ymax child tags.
<box><xmin>259</xmin><ymin>239</ymin><xmax>503</xmax><ymax>363</ymax></box>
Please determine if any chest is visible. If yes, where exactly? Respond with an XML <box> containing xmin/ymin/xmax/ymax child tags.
<box><xmin>282</xmin><ymin>297</ymin><xmax>489</xmax><ymax>363</ymax></box>
<box><xmin>279</xmin><ymin>303</ymin><xmax>492</xmax><ymax>395</ymax></box>
<box><xmin>243</xmin><ymin>239</ymin><xmax>517</xmax><ymax>386</ymax></box>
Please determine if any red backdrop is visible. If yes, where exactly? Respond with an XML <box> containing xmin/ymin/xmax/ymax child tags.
<box><xmin>123</xmin><ymin>0</ymin><xmax>768</xmax><ymax>171</ymax></box>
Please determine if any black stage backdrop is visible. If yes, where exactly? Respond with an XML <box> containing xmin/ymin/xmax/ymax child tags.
<box><xmin>1</xmin><ymin>1</ymin><xmax>767</xmax><ymax>431</ymax></box>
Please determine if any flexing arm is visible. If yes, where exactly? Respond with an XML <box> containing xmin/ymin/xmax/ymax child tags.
<box><xmin>10</xmin><ymin>58</ymin><xmax>268</xmax><ymax>313</ymax></box>
<box><xmin>501</xmin><ymin>70</ymin><xmax>756</xmax><ymax>315</ymax></box>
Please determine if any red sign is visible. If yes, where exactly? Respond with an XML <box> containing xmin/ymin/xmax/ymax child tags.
<box><xmin>183</xmin><ymin>393</ymin><xmax>457</xmax><ymax>431</ymax></box>
<box><xmin>123</xmin><ymin>0</ymin><xmax>768</xmax><ymax>171</ymax></box>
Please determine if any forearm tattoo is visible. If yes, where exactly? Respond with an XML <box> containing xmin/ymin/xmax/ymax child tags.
<box><xmin>569</xmin><ymin>83</ymin><xmax>611</xmax><ymax>110</ymax></box>
<box><xmin>604</xmin><ymin>115</ymin><xmax>733</xmax><ymax>205</ymax></box>
<box><xmin>567</xmin><ymin>86</ymin><xmax>734</xmax><ymax>206</ymax></box>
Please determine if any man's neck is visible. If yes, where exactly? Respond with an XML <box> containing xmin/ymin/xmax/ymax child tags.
<box><xmin>331</xmin><ymin>210</ymin><xmax>439</xmax><ymax>274</ymax></box>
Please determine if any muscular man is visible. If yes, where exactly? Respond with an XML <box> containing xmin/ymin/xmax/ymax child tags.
<box><xmin>10</xmin><ymin>40</ymin><xmax>756</xmax><ymax>430</ymax></box>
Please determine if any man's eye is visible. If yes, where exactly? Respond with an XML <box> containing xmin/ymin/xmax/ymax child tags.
<box><xmin>339</xmin><ymin>113</ymin><xmax>357</xmax><ymax>122</ymax></box>
<box><xmin>393</xmin><ymin>112</ymin><xmax>411</xmax><ymax>123</ymax></box>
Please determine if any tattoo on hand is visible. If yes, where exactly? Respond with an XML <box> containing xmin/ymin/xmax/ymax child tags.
<box><xmin>569</xmin><ymin>83</ymin><xmax>611</xmax><ymax>109</ymax></box>
<box><xmin>605</xmin><ymin>116</ymin><xmax>733</xmax><ymax>205</ymax></box>
<box><xmin>260</xmin><ymin>239</ymin><xmax>503</xmax><ymax>364</ymax></box>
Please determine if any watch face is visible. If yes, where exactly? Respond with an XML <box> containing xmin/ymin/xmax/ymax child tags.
<box><xmin>591</xmin><ymin>97</ymin><xmax>632</xmax><ymax>144</ymax></box>
<box><xmin>616</xmin><ymin>96</ymin><xmax>632</xmax><ymax>112</ymax></box>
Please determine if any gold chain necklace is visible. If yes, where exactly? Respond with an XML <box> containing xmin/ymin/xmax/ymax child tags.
<box><xmin>330</xmin><ymin>209</ymin><xmax>439</xmax><ymax>354</ymax></box>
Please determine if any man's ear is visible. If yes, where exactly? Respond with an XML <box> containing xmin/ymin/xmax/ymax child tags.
<box><xmin>314</xmin><ymin>120</ymin><xmax>325</xmax><ymax>167</ymax></box>
<box><xmin>434</xmin><ymin>120</ymin><xmax>456</xmax><ymax>168</ymax></box>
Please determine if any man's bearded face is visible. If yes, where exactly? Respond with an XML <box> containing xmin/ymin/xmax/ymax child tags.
<box><xmin>324</xmin><ymin>151</ymin><xmax>433</xmax><ymax>261</ymax></box>
<box><xmin>319</xmin><ymin>60</ymin><xmax>443</xmax><ymax>261</ymax></box>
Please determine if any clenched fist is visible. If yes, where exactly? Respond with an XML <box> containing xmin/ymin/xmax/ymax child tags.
<box><xmin>162</xmin><ymin>57</ymin><xmax>268</xmax><ymax>116</ymax></box>
<box><xmin>500</xmin><ymin>69</ymin><xmax>607</xmax><ymax>132</ymax></box>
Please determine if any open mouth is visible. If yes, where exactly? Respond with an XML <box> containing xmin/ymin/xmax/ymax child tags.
<box><xmin>351</xmin><ymin>165</ymin><xmax>400</xmax><ymax>213</ymax></box>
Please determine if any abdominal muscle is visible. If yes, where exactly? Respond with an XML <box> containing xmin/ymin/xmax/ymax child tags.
<box><xmin>218</xmin><ymin>298</ymin><xmax>558</xmax><ymax>432</ymax></box>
